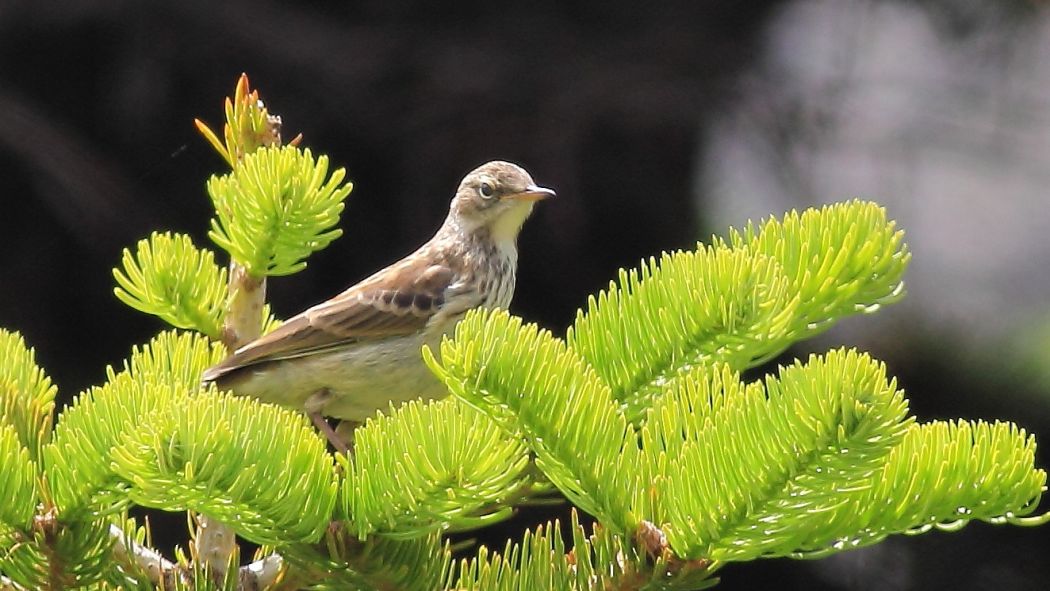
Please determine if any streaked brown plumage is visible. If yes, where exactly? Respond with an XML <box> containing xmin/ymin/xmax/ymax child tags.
<box><xmin>201</xmin><ymin>161</ymin><xmax>553</xmax><ymax>443</ymax></box>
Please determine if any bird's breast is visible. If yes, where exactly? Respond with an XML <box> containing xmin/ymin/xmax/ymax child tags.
<box><xmin>481</xmin><ymin>250</ymin><xmax>516</xmax><ymax>309</ymax></box>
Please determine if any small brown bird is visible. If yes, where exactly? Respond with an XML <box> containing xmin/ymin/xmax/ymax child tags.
<box><xmin>201</xmin><ymin>161</ymin><xmax>553</xmax><ymax>447</ymax></box>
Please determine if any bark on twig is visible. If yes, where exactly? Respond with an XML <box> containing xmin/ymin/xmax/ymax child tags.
<box><xmin>108</xmin><ymin>524</ymin><xmax>187</xmax><ymax>588</ymax></box>
<box><xmin>238</xmin><ymin>553</ymin><xmax>285</xmax><ymax>590</ymax></box>
<box><xmin>195</xmin><ymin>262</ymin><xmax>268</xmax><ymax>577</ymax></box>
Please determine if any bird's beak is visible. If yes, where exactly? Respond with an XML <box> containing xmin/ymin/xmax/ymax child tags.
<box><xmin>506</xmin><ymin>185</ymin><xmax>556</xmax><ymax>202</ymax></box>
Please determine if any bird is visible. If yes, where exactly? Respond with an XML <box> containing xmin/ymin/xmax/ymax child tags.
<box><xmin>201</xmin><ymin>160</ymin><xmax>554</xmax><ymax>450</ymax></box>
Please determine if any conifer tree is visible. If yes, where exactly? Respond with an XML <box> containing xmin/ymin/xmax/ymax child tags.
<box><xmin>0</xmin><ymin>75</ymin><xmax>1045</xmax><ymax>590</ymax></box>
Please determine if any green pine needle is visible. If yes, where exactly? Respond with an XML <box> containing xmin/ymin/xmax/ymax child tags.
<box><xmin>44</xmin><ymin>331</ymin><xmax>226</xmax><ymax>517</ymax></box>
<box><xmin>113</xmin><ymin>232</ymin><xmax>229</xmax><ymax>339</ymax></box>
<box><xmin>649</xmin><ymin>349</ymin><xmax>911</xmax><ymax>561</ymax></box>
<box><xmin>45</xmin><ymin>374</ymin><xmax>181</xmax><ymax>517</ymax></box>
<box><xmin>0</xmin><ymin>517</ymin><xmax>114</xmax><ymax>590</ymax></box>
<box><xmin>851</xmin><ymin>420</ymin><xmax>1048</xmax><ymax>542</ymax></box>
<box><xmin>345</xmin><ymin>398</ymin><xmax>532</xmax><ymax>540</ymax></box>
<box><xmin>726</xmin><ymin>199</ymin><xmax>911</xmax><ymax>344</ymax></box>
<box><xmin>426</xmin><ymin>308</ymin><xmax>639</xmax><ymax>535</ymax></box>
<box><xmin>567</xmin><ymin>200</ymin><xmax>910</xmax><ymax>422</ymax></box>
<box><xmin>122</xmin><ymin>329</ymin><xmax>228</xmax><ymax>391</ymax></box>
<box><xmin>0</xmin><ymin>424</ymin><xmax>37</xmax><ymax>530</ymax></box>
<box><xmin>567</xmin><ymin>246</ymin><xmax>797</xmax><ymax>421</ymax></box>
<box><xmin>110</xmin><ymin>391</ymin><xmax>338</xmax><ymax>545</ymax></box>
<box><xmin>446</xmin><ymin>510</ymin><xmax>716</xmax><ymax>591</ymax></box>
<box><xmin>354</xmin><ymin>535</ymin><xmax>452</xmax><ymax>591</ymax></box>
<box><xmin>206</xmin><ymin>145</ymin><xmax>353</xmax><ymax>277</ymax></box>
<box><xmin>0</xmin><ymin>329</ymin><xmax>57</xmax><ymax>462</ymax></box>
<box><xmin>284</xmin><ymin>530</ymin><xmax>451</xmax><ymax>591</ymax></box>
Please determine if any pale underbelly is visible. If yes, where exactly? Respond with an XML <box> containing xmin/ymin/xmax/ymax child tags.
<box><xmin>225</xmin><ymin>332</ymin><xmax>448</xmax><ymax>422</ymax></box>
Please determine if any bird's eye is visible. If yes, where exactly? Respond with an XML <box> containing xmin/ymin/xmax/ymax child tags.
<box><xmin>479</xmin><ymin>182</ymin><xmax>495</xmax><ymax>199</ymax></box>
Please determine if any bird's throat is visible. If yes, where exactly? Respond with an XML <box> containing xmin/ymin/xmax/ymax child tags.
<box><xmin>488</xmin><ymin>202</ymin><xmax>535</xmax><ymax>245</ymax></box>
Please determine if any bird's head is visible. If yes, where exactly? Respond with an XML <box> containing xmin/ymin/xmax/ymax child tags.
<box><xmin>447</xmin><ymin>161</ymin><xmax>555</xmax><ymax>243</ymax></box>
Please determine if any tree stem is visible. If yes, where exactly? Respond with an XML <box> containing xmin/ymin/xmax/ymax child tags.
<box><xmin>195</xmin><ymin>262</ymin><xmax>268</xmax><ymax>577</ymax></box>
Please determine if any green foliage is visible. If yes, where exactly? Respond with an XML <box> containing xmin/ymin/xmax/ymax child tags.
<box><xmin>111</xmin><ymin>391</ymin><xmax>338</xmax><ymax>545</ymax></box>
<box><xmin>206</xmin><ymin>145</ymin><xmax>352</xmax><ymax>277</ymax></box>
<box><xmin>286</xmin><ymin>531</ymin><xmax>451</xmax><ymax>591</ymax></box>
<box><xmin>1</xmin><ymin>73</ymin><xmax>1044</xmax><ymax>590</ymax></box>
<box><xmin>726</xmin><ymin>200</ymin><xmax>910</xmax><ymax>339</ymax></box>
<box><xmin>44</xmin><ymin>331</ymin><xmax>226</xmax><ymax>518</ymax></box>
<box><xmin>113</xmin><ymin>232</ymin><xmax>229</xmax><ymax>340</ymax></box>
<box><xmin>439</xmin><ymin>312</ymin><xmax>1020</xmax><ymax>566</ymax></box>
<box><xmin>426</xmin><ymin>311</ymin><xmax>640</xmax><ymax>535</ymax></box>
<box><xmin>425</xmin><ymin>198</ymin><xmax>1047</xmax><ymax>586</ymax></box>
<box><xmin>0</xmin><ymin>329</ymin><xmax>57</xmax><ymax>461</ymax></box>
<box><xmin>648</xmin><ymin>349</ymin><xmax>912</xmax><ymax>561</ymax></box>
<box><xmin>855</xmin><ymin>420</ymin><xmax>1047</xmax><ymax>539</ymax></box>
<box><xmin>195</xmin><ymin>72</ymin><xmax>287</xmax><ymax>169</ymax></box>
<box><xmin>344</xmin><ymin>398</ymin><xmax>533</xmax><ymax>540</ymax></box>
<box><xmin>123</xmin><ymin>329</ymin><xmax>229</xmax><ymax>391</ymax></box>
<box><xmin>37</xmin><ymin>329</ymin><xmax>337</xmax><ymax>584</ymax></box>
<box><xmin>0</xmin><ymin>424</ymin><xmax>37</xmax><ymax>530</ymax></box>
<box><xmin>567</xmin><ymin>247</ymin><xmax>797</xmax><ymax>420</ymax></box>
<box><xmin>445</xmin><ymin>511</ymin><xmax>716</xmax><ymax>591</ymax></box>
<box><xmin>0</xmin><ymin>516</ymin><xmax>115</xmax><ymax>590</ymax></box>
<box><xmin>569</xmin><ymin>201</ymin><xmax>910</xmax><ymax>421</ymax></box>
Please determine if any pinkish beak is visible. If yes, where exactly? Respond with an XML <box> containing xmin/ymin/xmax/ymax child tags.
<box><xmin>506</xmin><ymin>185</ymin><xmax>556</xmax><ymax>202</ymax></box>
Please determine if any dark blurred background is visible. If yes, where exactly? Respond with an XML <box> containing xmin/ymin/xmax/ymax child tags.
<box><xmin>2</xmin><ymin>1</ymin><xmax>1049</xmax><ymax>589</ymax></box>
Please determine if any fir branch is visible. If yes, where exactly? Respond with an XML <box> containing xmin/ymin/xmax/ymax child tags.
<box><xmin>0</xmin><ymin>329</ymin><xmax>57</xmax><ymax>462</ymax></box>
<box><xmin>123</xmin><ymin>330</ymin><xmax>228</xmax><ymax>392</ymax></box>
<box><xmin>0</xmin><ymin>425</ymin><xmax>37</xmax><ymax>532</ymax></box>
<box><xmin>651</xmin><ymin>349</ymin><xmax>911</xmax><ymax>561</ymax></box>
<box><xmin>110</xmin><ymin>391</ymin><xmax>338</xmax><ymax>546</ymax></box>
<box><xmin>44</xmin><ymin>374</ymin><xmax>182</xmax><ymax>518</ymax></box>
<box><xmin>106</xmin><ymin>520</ymin><xmax>185</xmax><ymax>589</ymax></box>
<box><xmin>344</xmin><ymin>398</ymin><xmax>532</xmax><ymax>539</ymax></box>
<box><xmin>567</xmin><ymin>201</ymin><xmax>910</xmax><ymax>421</ymax></box>
<box><xmin>426</xmin><ymin>309</ymin><xmax>640</xmax><ymax>535</ymax></box>
<box><xmin>112</xmin><ymin>232</ymin><xmax>229</xmax><ymax>340</ymax></box>
<box><xmin>0</xmin><ymin>513</ymin><xmax>115</xmax><ymax>590</ymax></box>
<box><xmin>725</xmin><ymin>200</ymin><xmax>910</xmax><ymax>346</ymax></box>
<box><xmin>221</xmin><ymin>264</ymin><xmax>266</xmax><ymax>350</ymax></box>
<box><xmin>194</xmin><ymin>72</ymin><xmax>302</xmax><ymax>579</ymax></box>
<box><xmin>848</xmin><ymin>420</ymin><xmax>1048</xmax><ymax>544</ymax></box>
<box><xmin>194</xmin><ymin>73</ymin><xmax>294</xmax><ymax>169</ymax></box>
<box><xmin>206</xmin><ymin>145</ymin><xmax>352</xmax><ymax>278</ymax></box>
<box><xmin>43</xmin><ymin>331</ymin><xmax>225</xmax><ymax>518</ymax></box>
<box><xmin>278</xmin><ymin>527</ymin><xmax>450</xmax><ymax>591</ymax></box>
<box><xmin>631</xmin><ymin>364</ymin><xmax>755</xmax><ymax>527</ymax></box>
<box><xmin>236</xmin><ymin>553</ymin><xmax>283</xmax><ymax>590</ymax></box>
<box><xmin>567</xmin><ymin>246</ymin><xmax>797</xmax><ymax>421</ymax></box>
<box><xmin>445</xmin><ymin>510</ymin><xmax>716</xmax><ymax>591</ymax></box>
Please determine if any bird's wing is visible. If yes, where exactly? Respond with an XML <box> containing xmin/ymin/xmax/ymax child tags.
<box><xmin>201</xmin><ymin>257</ymin><xmax>458</xmax><ymax>382</ymax></box>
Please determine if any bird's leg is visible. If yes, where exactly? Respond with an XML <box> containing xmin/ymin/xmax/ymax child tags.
<box><xmin>334</xmin><ymin>420</ymin><xmax>360</xmax><ymax>451</ymax></box>
<box><xmin>305</xmin><ymin>389</ymin><xmax>349</xmax><ymax>455</ymax></box>
<box><xmin>308</xmin><ymin>410</ymin><xmax>349</xmax><ymax>455</ymax></box>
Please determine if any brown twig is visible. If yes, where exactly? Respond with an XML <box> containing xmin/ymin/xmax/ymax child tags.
<box><xmin>195</xmin><ymin>73</ymin><xmax>282</xmax><ymax>582</ymax></box>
